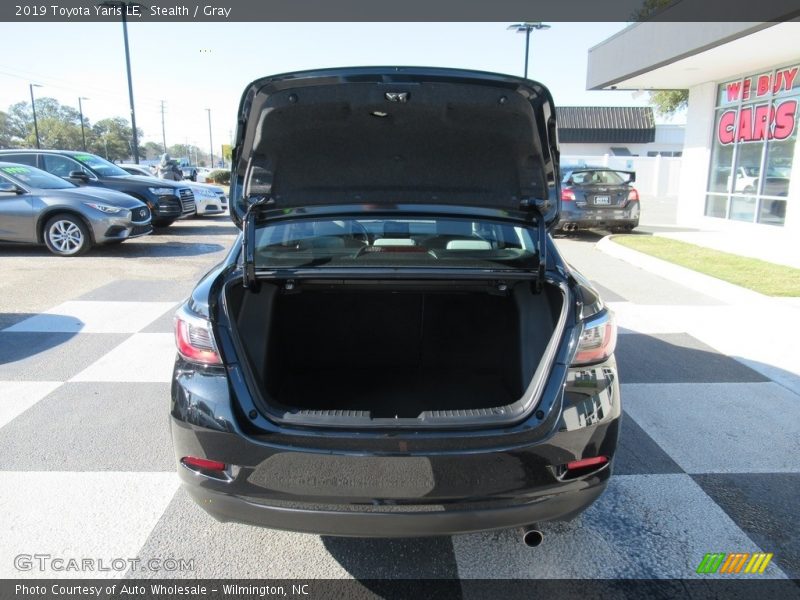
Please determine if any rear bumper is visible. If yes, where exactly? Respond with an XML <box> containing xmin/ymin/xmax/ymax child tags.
<box><xmin>182</xmin><ymin>475</ymin><xmax>609</xmax><ymax>537</ymax></box>
<box><xmin>559</xmin><ymin>202</ymin><xmax>639</xmax><ymax>230</ymax></box>
<box><xmin>170</xmin><ymin>356</ymin><xmax>621</xmax><ymax>536</ymax></box>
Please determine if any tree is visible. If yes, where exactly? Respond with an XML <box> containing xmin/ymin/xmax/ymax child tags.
<box><xmin>167</xmin><ymin>143</ymin><xmax>207</xmax><ymax>165</ymax></box>
<box><xmin>0</xmin><ymin>111</ymin><xmax>13</xmax><ymax>148</ymax></box>
<box><xmin>89</xmin><ymin>117</ymin><xmax>143</xmax><ymax>162</ymax></box>
<box><xmin>648</xmin><ymin>89</ymin><xmax>689</xmax><ymax>117</ymax></box>
<box><xmin>143</xmin><ymin>141</ymin><xmax>165</xmax><ymax>160</ymax></box>
<box><xmin>5</xmin><ymin>98</ymin><xmax>84</xmax><ymax>149</ymax></box>
<box><xmin>631</xmin><ymin>0</ymin><xmax>678</xmax><ymax>20</ymax></box>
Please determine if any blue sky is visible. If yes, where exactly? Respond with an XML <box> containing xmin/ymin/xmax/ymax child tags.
<box><xmin>0</xmin><ymin>22</ymin><xmax>662</xmax><ymax>153</ymax></box>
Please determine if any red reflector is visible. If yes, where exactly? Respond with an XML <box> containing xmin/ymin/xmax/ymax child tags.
<box><xmin>566</xmin><ymin>456</ymin><xmax>608</xmax><ymax>471</ymax></box>
<box><xmin>181</xmin><ymin>456</ymin><xmax>227</xmax><ymax>471</ymax></box>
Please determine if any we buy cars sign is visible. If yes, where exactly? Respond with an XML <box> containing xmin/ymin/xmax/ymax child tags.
<box><xmin>717</xmin><ymin>66</ymin><xmax>798</xmax><ymax>145</ymax></box>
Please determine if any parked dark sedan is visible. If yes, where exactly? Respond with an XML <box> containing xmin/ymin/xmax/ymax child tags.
<box><xmin>558</xmin><ymin>165</ymin><xmax>640</xmax><ymax>232</ymax></box>
<box><xmin>0</xmin><ymin>150</ymin><xmax>195</xmax><ymax>227</ymax></box>
<box><xmin>0</xmin><ymin>162</ymin><xmax>151</xmax><ymax>255</ymax></box>
<box><xmin>171</xmin><ymin>67</ymin><xmax>620</xmax><ymax>540</ymax></box>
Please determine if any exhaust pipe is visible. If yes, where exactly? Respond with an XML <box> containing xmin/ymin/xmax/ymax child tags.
<box><xmin>521</xmin><ymin>527</ymin><xmax>544</xmax><ymax>547</ymax></box>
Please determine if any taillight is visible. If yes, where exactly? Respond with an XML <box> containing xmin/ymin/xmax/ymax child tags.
<box><xmin>561</xmin><ymin>187</ymin><xmax>576</xmax><ymax>202</ymax></box>
<box><xmin>627</xmin><ymin>187</ymin><xmax>639</xmax><ymax>202</ymax></box>
<box><xmin>572</xmin><ymin>310</ymin><xmax>617</xmax><ymax>365</ymax></box>
<box><xmin>174</xmin><ymin>304</ymin><xmax>221</xmax><ymax>365</ymax></box>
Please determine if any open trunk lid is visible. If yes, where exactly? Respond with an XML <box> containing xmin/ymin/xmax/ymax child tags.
<box><xmin>230</xmin><ymin>67</ymin><xmax>561</xmax><ymax>290</ymax></box>
<box><xmin>229</xmin><ymin>67</ymin><xmax>561</xmax><ymax>228</ymax></box>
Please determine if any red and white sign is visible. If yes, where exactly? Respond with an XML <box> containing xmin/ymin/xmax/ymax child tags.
<box><xmin>717</xmin><ymin>66</ymin><xmax>799</xmax><ymax>145</ymax></box>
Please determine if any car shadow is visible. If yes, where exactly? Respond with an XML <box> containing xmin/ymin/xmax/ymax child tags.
<box><xmin>155</xmin><ymin>225</ymin><xmax>236</xmax><ymax>236</ymax></box>
<box><xmin>321</xmin><ymin>536</ymin><xmax>463</xmax><ymax>596</ymax></box>
<box><xmin>0</xmin><ymin>314</ymin><xmax>80</xmax><ymax>364</ymax></box>
<box><xmin>0</xmin><ymin>241</ymin><xmax>227</xmax><ymax>258</ymax></box>
<box><xmin>552</xmin><ymin>230</ymin><xmax>607</xmax><ymax>244</ymax></box>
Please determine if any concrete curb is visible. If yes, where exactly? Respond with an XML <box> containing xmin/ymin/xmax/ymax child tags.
<box><xmin>596</xmin><ymin>235</ymin><xmax>800</xmax><ymax>395</ymax></box>
<box><xmin>595</xmin><ymin>235</ymin><xmax>774</xmax><ymax>305</ymax></box>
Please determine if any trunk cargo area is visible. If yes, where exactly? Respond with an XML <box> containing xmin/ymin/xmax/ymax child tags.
<box><xmin>226</xmin><ymin>281</ymin><xmax>562</xmax><ymax>419</ymax></box>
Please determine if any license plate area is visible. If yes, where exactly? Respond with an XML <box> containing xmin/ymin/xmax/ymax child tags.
<box><xmin>593</xmin><ymin>196</ymin><xmax>611</xmax><ymax>205</ymax></box>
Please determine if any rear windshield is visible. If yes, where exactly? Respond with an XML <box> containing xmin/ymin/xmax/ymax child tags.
<box><xmin>254</xmin><ymin>217</ymin><xmax>538</xmax><ymax>270</ymax></box>
<box><xmin>570</xmin><ymin>170</ymin><xmax>626</xmax><ymax>185</ymax></box>
<box><xmin>0</xmin><ymin>165</ymin><xmax>75</xmax><ymax>189</ymax></box>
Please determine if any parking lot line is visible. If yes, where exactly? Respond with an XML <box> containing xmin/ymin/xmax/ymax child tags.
<box><xmin>3</xmin><ymin>301</ymin><xmax>178</xmax><ymax>334</ymax></box>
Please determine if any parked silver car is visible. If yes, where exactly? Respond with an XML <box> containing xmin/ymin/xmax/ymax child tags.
<box><xmin>118</xmin><ymin>164</ymin><xmax>227</xmax><ymax>216</ymax></box>
<box><xmin>0</xmin><ymin>162</ymin><xmax>152</xmax><ymax>256</ymax></box>
<box><xmin>186</xmin><ymin>182</ymin><xmax>228</xmax><ymax>216</ymax></box>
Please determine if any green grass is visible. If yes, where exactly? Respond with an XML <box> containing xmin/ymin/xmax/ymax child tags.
<box><xmin>611</xmin><ymin>235</ymin><xmax>800</xmax><ymax>297</ymax></box>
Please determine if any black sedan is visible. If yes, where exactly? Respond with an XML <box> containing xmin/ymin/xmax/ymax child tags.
<box><xmin>558</xmin><ymin>165</ymin><xmax>640</xmax><ymax>233</ymax></box>
<box><xmin>170</xmin><ymin>67</ymin><xmax>620</xmax><ymax>539</ymax></box>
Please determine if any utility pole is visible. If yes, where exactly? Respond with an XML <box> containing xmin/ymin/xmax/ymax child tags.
<box><xmin>29</xmin><ymin>84</ymin><xmax>42</xmax><ymax>149</ymax></box>
<box><xmin>205</xmin><ymin>108</ymin><xmax>214</xmax><ymax>169</ymax></box>
<box><xmin>160</xmin><ymin>100</ymin><xmax>167</xmax><ymax>154</ymax></box>
<box><xmin>122</xmin><ymin>7</ymin><xmax>139</xmax><ymax>162</ymax></box>
<box><xmin>78</xmin><ymin>97</ymin><xmax>89</xmax><ymax>151</ymax></box>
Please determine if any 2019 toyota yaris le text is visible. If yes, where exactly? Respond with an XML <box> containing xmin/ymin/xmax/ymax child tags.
<box><xmin>171</xmin><ymin>67</ymin><xmax>620</xmax><ymax>537</ymax></box>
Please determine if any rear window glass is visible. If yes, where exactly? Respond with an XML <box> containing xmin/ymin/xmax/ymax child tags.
<box><xmin>570</xmin><ymin>170</ymin><xmax>626</xmax><ymax>185</ymax></box>
<box><xmin>254</xmin><ymin>217</ymin><xmax>538</xmax><ymax>270</ymax></box>
<box><xmin>0</xmin><ymin>153</ymin><xmax>38</xmax><ymax>167</ymax></box>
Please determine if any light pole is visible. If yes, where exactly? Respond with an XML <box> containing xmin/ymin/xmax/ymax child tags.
<box><xmin>160</xmin><ymin>100</ymin><xmax>167</xmax><ymax>154</ymax></box>
<box><xmin>78</xmin><ymin>97</ymin><xmax>89</xmax><ymax>151</ymax></box>
<box><xmin>29</xmin><ymin>83</ymin><xmax>42</xmax><ymax>149</ymax></box>
<box><xmin>205</xmin><ymin>108</ymin><xmax>214</xmax><ymax>169</ymax></box>
<box><xmin>100</xmin><ymin>1</ymin><xmax>143</xmax><ymax>162</ymax></box>
<box><xmin>507</xmin><ymin>22</ymin><xmax>551</xmax><ymax>79</ymax></box>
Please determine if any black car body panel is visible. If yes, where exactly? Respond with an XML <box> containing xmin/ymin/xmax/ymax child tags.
<box><xmin>171</xmin><ymin>67</ymin><xmax>620</xmax><ymax>536</ymax></box>
<box><xmin>0</xmin><ymin>150</ymin><xmax>196</xmax><ymax>225</ymax></box>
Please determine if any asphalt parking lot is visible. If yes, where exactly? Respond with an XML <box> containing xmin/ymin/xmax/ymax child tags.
<box><xmin>1</xmin><ymin>216</ymin><xmax>798</xmax><ymax>582</ymax></box>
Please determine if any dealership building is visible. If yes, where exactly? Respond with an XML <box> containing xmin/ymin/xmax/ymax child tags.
<box><xmin>587</xmin><ymin>21</ymin><xmax>799</xmax><ymax>237</ymax></box>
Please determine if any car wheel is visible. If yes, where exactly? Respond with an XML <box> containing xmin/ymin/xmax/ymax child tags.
<box><xmin>43</xmin><ymin>214</ymin><xmax>92</xmax><ymax>256</ymax></box>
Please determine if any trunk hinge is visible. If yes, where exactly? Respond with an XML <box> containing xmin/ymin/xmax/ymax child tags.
<box><xmin>242</xmin><ymin>196</ymin><xmax>272</xmax><ymax>290</ymax></box>
<box><xmin>521</xmin><ymin>197</ymin><xmax>549</xmax><ymax>294</ymax></box>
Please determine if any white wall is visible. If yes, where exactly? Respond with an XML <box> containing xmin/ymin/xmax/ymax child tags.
<box><xmin>677</xmin><ymin>82</ymin><xmax>717</xmax><ymax>227</ymax></box>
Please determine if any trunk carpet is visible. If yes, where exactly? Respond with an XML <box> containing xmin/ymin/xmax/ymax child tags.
<box><xmin>278</xmin><ymin>366</ymin><xmax>516</xmax><ymax>417</ymax></box>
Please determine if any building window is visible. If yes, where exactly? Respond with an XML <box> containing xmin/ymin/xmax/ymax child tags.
<box><xmin>705</xmin><ymin>64</ymin><xmax>799</xmax><ymax>226</ymax></box>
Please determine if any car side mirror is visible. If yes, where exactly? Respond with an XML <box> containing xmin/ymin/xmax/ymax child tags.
<box><xmin>68</xmin><ymin>170</ymin><xmax>90</xmax><ymax>183</ymax></box>
<box><xmin>0</xmin><ymin>182</ymin><xmax>21</xmax><ymax>194</ymax></box>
